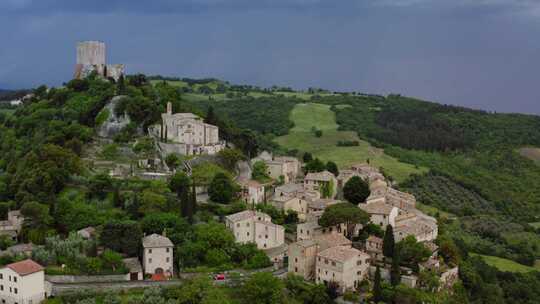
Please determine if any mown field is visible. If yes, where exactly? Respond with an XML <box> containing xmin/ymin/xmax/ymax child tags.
<box><xmin>471</xmin><ymin>253</ymin><xmax>539</xmax><ymax>273</ymax></box>
<box><xmin>274</xmin><ymin>103</ymin><xmax>425</xmax><ymax>183</ymax></box>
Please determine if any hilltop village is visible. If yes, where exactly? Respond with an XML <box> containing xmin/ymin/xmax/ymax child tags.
<box><xmin>0</xmin><ymin>41</ymin><xmax>538</xmax><ymax>304</ymax></box>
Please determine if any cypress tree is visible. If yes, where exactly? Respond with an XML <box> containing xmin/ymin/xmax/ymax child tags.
<box><xmin>390</xmin><ymin>254</ymin><xmax>401</xmax><ymax>286</ymax></box>
<box><xmin>373</xmin><ymin>266</ymin><xmax>382</xmax><ymax>303</ymax></box>
<box><xmin>383</xmin><ymin>224</ymin><xmax>395</xmax><ymax>258</ymax></box>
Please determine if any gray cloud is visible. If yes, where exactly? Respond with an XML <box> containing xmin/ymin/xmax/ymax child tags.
<box><xmin>1</xmin><ymin>1</ymin><xmax>540</xmax><ymax>114</ymax></box>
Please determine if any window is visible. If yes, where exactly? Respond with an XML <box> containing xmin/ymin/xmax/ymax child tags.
<box><xmin>148</xmin><ymin>249</ymin><xmax>152</xmax><ymax>254</ymax></box>
<box><xmin>149</xmin><ymin>258</ymin><xmax>152</xmax><ymax>264</ymax></box>
<box><xmin>357</xmin><ymin>260</ymin><xmax>362</xmax><ymax>266</ymax></box>
<box><xmin>307</xmin><ymin>230</ymin><xmax>310</xmax><ymax>235</ymax></box>
<box><xmin>331</xmin><ymin>262</ymin><xmax>336</xmax><ymax>266</ymax></box>
<box><xmin>0</xmin><ymin>274</ymin><xmax>2</xmax><ymax>279</ymax></box>
<box><xmin>300</xmin><ymin>229</ymin><xmax>303</xmax><ymax>234</ymax></box>
<box><xmin>295</xmin><ymin>267</ymin><xmax>298</xmax><ymax>273</ymax></box>
<box><xmin>166</xmin><ymin>258</ymin><xmax>170</xmax><ymax>263</ymax></box>
<box><xmin>237</xmin><ymin>223</ymin><xmax>240</xmax><ymax>227</ymax></box>
<box><xmin>247</xmin><ymin>232</ymin><xmax>250</xmax><ymax>236</ymax></box>
<box><xmin>264</xmin><ymin>244</ymin><xmax>267</xmax><ymax>248</ymax></box>
<box><xmin>13</xmin><ymin>277</ymin><xmax>16</xmax><ymax>283</ymax></box>
<box><xmin>265</xmin><ymin>235</ymin><xmax>268</xmax><ymax>239</ymax></box>
<box><xmin>295</xmin><ymin>258</ymin><xmax>298</xmax><ymax>263</ymax></box>
<box><xmin>0</xmin><ymin>285</ymin><xmax>3</xmax><ymax>290</ymax></box>
<box><xmin>13</xmin><ymin>288</ymin><xmax>17</xmax><ymax>294</ymax></box>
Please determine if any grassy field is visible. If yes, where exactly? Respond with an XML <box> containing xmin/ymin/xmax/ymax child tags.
<box><xmin>518</xmin><ymin>147</ymin><xmax>540</xmax><ymax>164</ymax></box>
<box><xmin>275</xmin><ymin>103</ymin><xmax>425</xmax><ymax>183</ymax></box>
<box><xmin>471</xmin><ymin>253</ymin><xmax>539</xmax><ymax>273</ymax></box>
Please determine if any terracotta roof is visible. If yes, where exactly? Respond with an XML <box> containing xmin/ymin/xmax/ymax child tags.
<box><xmin>317</xmin><ymin>246</ymin><xmax>364</xmax><ymax>262</ymax></box>
<box><xmin>225</xmin><ymin>210</ymin><xmax>268</xmax><ymax>222</ymax></box>
<box><xmin>142</xmin><ymin>234</ymin><xmax>173</xmax><ymax>248</ymax></box>
<box><xmin>239</xmin><ymin>179</ymin><xmax>263</xmax><ymax>187</ymax></box>
<box><xmin>305</xmin><ymin>171</ymin><xmax>335</xmax><ymax>182</ymax></box>
<box><xmin>308</xmin><ymin>199</ymin><xmax>339</xmax><ymax>210</ymax></box>
<box><xmin>122</xmin><ymin>257</ymin><xmax>143</xmax><ymax>273</ymax></box>
<box><xmin>314</xmin><ymin>232</ymin><xmax>352</xmax><ymax>251</ymax></box>
<box><xmin>359</xmin><ymin>201</ymin><xmax>396</xmax><ymax>215</ymax></box>
<box><xmin>275</xmin><ymin>183</ymin><xmax>303</xmax><ymax>194</ymax></box>
<box><xmin>292</xmin><ymin>239</ymin><xmax>317</xmax><ymax>248</ymax></box>
<box><xmin>5</xmin><ymin>259</ymin><xmax>43</xmax><ymax>276</ymax></box>
<box><xmin>367</xmin><ymin>236</ymin><xmax>383</xmax><ymax>244</ymax></box>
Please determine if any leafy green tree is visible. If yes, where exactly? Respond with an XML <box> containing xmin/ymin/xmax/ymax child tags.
<box><xmin>218</xmin><ymin>148</ymin><xmax>244</xmax><ymax>171</ymax></box>
<box><xmin>396</xmin><ymin>235</ymin><xmax>431</xmax><ymax>268</ymax></box>
<box><xmin>141</xmin><ymin>212</ymin><xmax>182</xmax><ymax>235</ymax></box>
<box><xmin>100</xmin><ymin>220</ymin><xmax>142</xmax><ymax>256</ymax></box>
<box><xmin>305</xmin><ymin>158</ymin><xmax>326</xmax><ymax>173</ymax></box>
<box><xmin>320</xmin><ymin>180</ymin><xmax>334</xmax><ymax>199</ymax></box>
<box><xmin>165</xmin><ymin>153</ymin><xmax>181</xmax><ymax>171</ymax></box>
<box><xmin>326</xmin><ymin>161</ymin><xmax>339</xmax><ymax>176</ymax></box>
<box><xmin>88</xmin><ymin>173</ymin><xmax>112</xmax><ymax>200</ymax></box>
<box><xmin>343</xmin><ymin>176</ymin><xmax>370</xmax><ymax>204</ymax></box>
<box><xmin>243</xmin><ymin>272</ymin><xmax>284</xmax><ymax>304</ymax></box>
<box><xmin>302</xmin><ymin>152</ymin><xmax>313</xmax><ymax>163</ymax></box>
<box><xmin>20</xmin><ymin>201</ymin><xmax>52</xmax><ymax>230</ymax></box>
<box><xmin>383</xmin><ymin>224</ymin><xmax>395</xmax><ymax>258</ymax></box>
<box><xmin>319</xmin><ymin>203</ymin><xmax>369</xmax><ymax>239</ymax></box>
<box><xmin>208</xmin><ymin>172</ymin><xmax>238</xmax><ymax>204</ymax></box>
<box><xmin>252</xmin><ymin>161</ymin><xmax>270</xmax><ymax>182</ymax></box>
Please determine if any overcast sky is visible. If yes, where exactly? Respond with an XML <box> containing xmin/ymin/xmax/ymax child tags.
<box><xmin>1</xmin><ymin>0</ymin><xmax>540</xmax><ymax>114</ymax></box>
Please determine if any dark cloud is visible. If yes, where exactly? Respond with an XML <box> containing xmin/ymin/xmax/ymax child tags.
<box><xmin>1</xmin><ymin>1</ymin><xmax>540</xmax><ymax>114</ymax></box>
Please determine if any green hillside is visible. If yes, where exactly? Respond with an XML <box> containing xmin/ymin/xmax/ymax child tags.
<box><xmin>275</xmin><ymin>103</ymin><xmax>425</xmax><ymax>182</ymax></box>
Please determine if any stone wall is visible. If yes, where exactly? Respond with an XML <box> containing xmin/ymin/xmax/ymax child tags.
<box><xmin>77</xmin><ymin>41</ymin><xmax>105</xmax><ymax>65</ymax></box>
<box><xmin>45</xmin><ymin>274</ymin><xmax>129</xmax><ymax>284</ymax></box>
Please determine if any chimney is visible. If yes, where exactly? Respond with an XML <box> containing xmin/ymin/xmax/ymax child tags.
<box><xmin>167</xmin><ymin>102</ymin><xmax>172</xmax><ymax>115</ymax></box>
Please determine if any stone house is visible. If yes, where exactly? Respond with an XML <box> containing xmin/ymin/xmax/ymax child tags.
<box><xmin>365</xmin><ymin>236</ymin><xmax>384</xmax><ymax>261</ymax></box>
<box><xmin>296</xmin><ymin>220</ymin><xmax>349</xmax><ymax>242</ymax></box>
<box><xmin>0</xmin><ymin>259</ymin><xmax>45</xmax><ymax>304</ymax></box>
<box><xmin>274</xmin><ymin>183</ymin><xmax>304</xmax><ymax>198</ymax></box>
<box><xmin>350</xmin><ymin>163</ymin><xmax>384</xmax><ymax>182</ymax></box>
<box><xmin>366</xmin><ymin>179</ymin><xmax>416</xmax><ymax>211</ymax></box>
<box><xmin>316</xmin><ymin>246</ymin><xmax>371</xmax><ymax>293</ymax></box>
<box><xmin>265</xmin><ymin>158</ymin><xmax>300</xmax><ymax>183</ymax></box>
<box><xmin>359</xmin><ymin>201</ymin><xmax>399</xmax><ymax>228</ymax></box>
<box><xmin>288</xmin><ymin>232</ymin><xmax>353</xmax><ymax>281</ymax></box>
<box><xmin>336</xmin><ymin>170</ymin><xmax>361</xmax><ymax>188</ymax></box>
<box><xmin>304</xmin><ymin>171</ymin><xmax>338</xmax><ymax>199</ymax></box>
<box><xmin>307</xmin><ymin>198</ymin><xmax>339</xmax><ymax>214</ymax></box>
<box><xmin>225</xmin><ymin>210</ymin><xmax>285</xmax><ymax>250</ymax></box>
<box><xmin>288</xmin><ymin>240</ymin><xmax>318</xmax><ymax>280</ymax></box>
<box><xmin>393</xmin><ymin>212</ymin><xmax>438</xmax><ymax>242</ymax></box>
<box><xmin>0</xmin><ymin>211</ymin><xmax>24</xmax><ymax>242</ymax></box>
<box><xmin>239</xmin><ymin>180</ymin><xmax>265</xmax><ymax>205</ymax></box>
<box><xmin>123</xmin><ymin>257</ymin><xmax>143</xmax><ymax>281</ymax></box>
<box><xmin>271</xmin><ymin>196</ymin><xmax>309</xmax><ymax>221</ymax></box>
<box><xmin>142</xmin><ymin>234</ymin><xmax>174</xmax><ymax>278</ymax></box>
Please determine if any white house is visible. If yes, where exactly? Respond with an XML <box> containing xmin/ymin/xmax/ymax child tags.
<box><xmin>0</xmin><ymin>259</ymin><xmax>45</xmax><ymax>304</ymax></box>
<box><xmin>142</xmin><ymin>234</ymin><xmax>174</xmax><ymax>278</ymax></box>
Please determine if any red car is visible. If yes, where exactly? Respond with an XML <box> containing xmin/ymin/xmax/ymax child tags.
<box><xmin>214</xmin><ymin>273</ymin><xmax>226</xmax><ymax>280</ymax></box>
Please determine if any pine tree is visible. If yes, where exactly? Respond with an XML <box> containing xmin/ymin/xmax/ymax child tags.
<box><xmin>373</xmin><ymin>266</ymin><xmax>382</xmax><ymax>303</ymax></box>
<box><xmin>383</xmin><ymin>224</ymin><xmax>395</xmax><ymax>258</ymax></box>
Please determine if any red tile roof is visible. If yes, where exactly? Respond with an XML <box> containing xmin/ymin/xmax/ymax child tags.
<box><xmin>5</xmin><ymin>259</ymin><xmax>44</xmax><ymax>276</ymax></box>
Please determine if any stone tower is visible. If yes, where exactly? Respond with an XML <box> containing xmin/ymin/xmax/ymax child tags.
<box><xmin>77</xmin><ymin>41</ymin><xmax>106</xmax><ymax>66</ymax></box>
<box><xmin>74</xmin><ymin>41</ymin><xmax>124</xmax><ymax>81</ymax></box>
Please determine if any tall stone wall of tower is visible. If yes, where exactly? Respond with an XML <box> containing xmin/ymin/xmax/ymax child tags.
<box><xmin>77</xmin><ymin>41</ymin><xmax>106</xmax><ymax>65</ymax></box>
